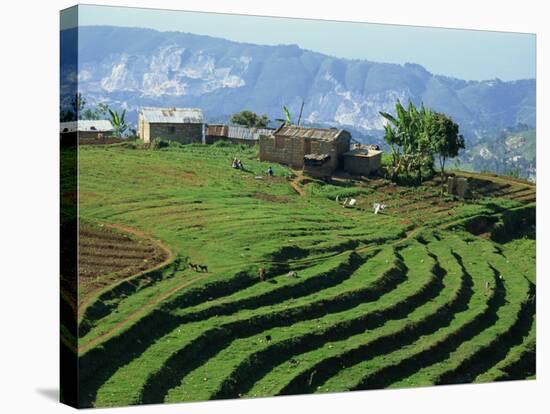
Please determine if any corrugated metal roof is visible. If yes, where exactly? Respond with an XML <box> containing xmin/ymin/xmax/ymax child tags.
<box><xmin>227</xmin><ymin>126</ymin><xmax>274</xmax><ymax>140</ymax></box>
<box><xmin>274</xmin><ymin>125</ymin><xmax>348</xmax><ymax>141</ymax></box>
<box><xmin>140</xmin><ymin>107</ymin><xmax>204</xmax><ymax>124</ymax></box>
<box><xmin>207</xmin><ymin>124</ymin><xmax>274</xmax><ymax>140</ymax></box>
<box><xmin>60</xmin><ymin>120</ymin><xmax>114</xmax><ymax>133</ymax></box>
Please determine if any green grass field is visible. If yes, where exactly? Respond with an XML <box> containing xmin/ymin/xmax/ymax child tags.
<box><xmin>64</xmin><ymin>141</ymin><xmax>535</xmax><ymax>408</ymax></box>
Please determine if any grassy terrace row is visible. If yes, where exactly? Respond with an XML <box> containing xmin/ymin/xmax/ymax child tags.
<box><xmin>79</xmin><ymin>212</ymin><xmax>408</xmax><ymax>347</ymax></box>
<box><xmin>433</xmin><ymin>250</ymin><xmax>534</xmax><ymax>385</ymax></box>
<box><xmin>236</xmin><ymin>240</ymin><xmax>447</xmax><ymax>398</ymax></box>
<box><xmin>81</xmin><ymin>250</ymin><xmax>360</xmax><ymax>406</ymax></box>
<box><xmin>78</xmin><ymin>225</ymin><xmax>387</xmax><ymax>344</ymax></box>
<box><xmin>475</xmin><ymin>318</ymin><xmax>536</xmax><ymax>382</ymax></box>
<box><xmin>320</xmin><ymin>237</ymin><xmax>500</xmax><ymax>392</ymax></box>
<box><xmin>272</xmin><ymin>238</ymin><xmax>467</xmax><ymax>396</ymax></box>
<box><xmin>79</xmin><ymin>205</ymin><xmax>408</xmax><ymax>344</ymax></box>
<box><xmin>160</xmin><ymin>247</ymin><xmax>402</xmax><ymax>403</ymax></box>
<box><xmin>91</xmin><ymin>247</ymin><xmax>403</xmax><ymax>407</ymax></box>
<box><xmin>79</xmin><ymin>249</ymin><xmax>354</xmax><ymax>370</ymax></box>
<box><xmin>381</xmin><ymin>239</ymin><xmax>533</xmax><ymax>389</ymax></box>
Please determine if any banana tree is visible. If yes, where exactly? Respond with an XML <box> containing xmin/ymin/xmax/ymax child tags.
<box><xmin>379</xmin><ymin>100</ymin><xmax>433</xmax><ymax>181</ymax></box>
<box><xmin>108</xmin><ymin>108</ymin><xmax>128</xmax><ymax>137</ymax></box>
<box><xmin>276</xmin><ymin>100</ymin><xmax>305</xmax><ymax>126</ymax></box>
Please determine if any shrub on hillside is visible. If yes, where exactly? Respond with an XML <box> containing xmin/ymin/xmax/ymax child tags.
<box><xmin>150</xmin><ymin>138</ymin><xmax>170</xmax><ymax>150</ymax></box>
<box><xmin>150</xmin><ymin>138</ymin><xmax>185</xmax><ymax>150</ymax></box>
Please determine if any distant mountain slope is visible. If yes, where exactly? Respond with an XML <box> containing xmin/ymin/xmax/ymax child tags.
<box><xmin>61</xmin><ymin>25</ymin><xmax>535</xmax><ymax>145</ymax></box>
<box><xmin>461</xmin><ymin>126</ymin><xmax>536</xmax><ymax>181</ymax></box>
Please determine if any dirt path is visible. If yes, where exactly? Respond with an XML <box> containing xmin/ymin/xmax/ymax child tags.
<box><xmin>77</xmin><ymin>222</ymin><xmax>174</xmax><ymax>320</ymax></box>
<box><xmin>79</xmin><ymin>274</ymin><xmax>205</xmax><ymax>354</ymax></box>
<box><xmin>289</xmin><ymin>171</ymin><xmax>306</xmax><ymax>196</ymax></box>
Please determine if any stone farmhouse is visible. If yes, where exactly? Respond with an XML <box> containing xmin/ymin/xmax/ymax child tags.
<box><xmin>138</xmin><ymin>107</ymin><xmax>205</xmax><ymax>144</ymax></box>
<box><xmin>259</xmin><ymin>125</ymin><xmax>351</xmax><ymax>173</ymax></box>
<box><xmin>259</xmin><ymin>125</ymin><xmax>382</xmax><ymax>178</ymax></box>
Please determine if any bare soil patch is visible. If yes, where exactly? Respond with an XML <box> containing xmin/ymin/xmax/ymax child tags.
<box><xmin>78</xmin><ymin>222</ymin><xmax>170</xmax><ymax>304</ymax></box>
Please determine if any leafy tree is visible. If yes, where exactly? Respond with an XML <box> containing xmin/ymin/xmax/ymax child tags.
<box><xmin>70</xmin><ymin>92</ymin><xmax>86</xmax><ymax>117</ymax></box>
<box><xmin>80</xmin><ymin>102</ymin><xmax>111</xmax><ymax>121</ymax></box>
<box><xmin>230</xmin><ymin>110</ymin><xmax>270</xmax><ymax>128</ymax></box>
<box><xmin>81</xmin><ymin>108</ymin><xmax>99</xmax><ymax>120</ymax></box>
<box><xmin>426</xmin><ymin>111</ymin><xmax>465</xmax><ymax>190</ymax></box>
<box><xmin>60</xmin><ymin>92</ymin><xmax>85</xmax><ymax>122</ymax></box>
<box><xmin>108</xmin><ymin>108</ymin><xmax>128</xmax><ymax>137</ymax></box>
<box><xmin>380</xmin><ymin>100</ymin><xmax>433</xmax><ymax>182</ymax></box>
<box><xmin>379</xmin><ymin>100</ymin><xmax>464</xmax><ymax>186</ymax></box>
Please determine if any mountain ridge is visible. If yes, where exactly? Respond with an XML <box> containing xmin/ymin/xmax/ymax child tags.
<box><xmin>61</xmin><ymin>25</ymin><xmax>536</xmax><ymax>145</ymax></box>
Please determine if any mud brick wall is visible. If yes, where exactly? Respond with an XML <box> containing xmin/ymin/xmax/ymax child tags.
<box><xmin>344</xmin><ymin>153</ymin><xmax>381</xmax><ymax>176</ymax></box>
<box><xmin>147</xmin><ymin>123</ymin><xmax>203</xmax><ymax>144</ymax></box>
<box><xmin>259</xmin><ymin>135</ymin><xmax>306</xmax><ymax>168</ymax></box>
<box><xmin>260</xmin><ymin>132</ymin><xmax>350</xmax><ymax>171</ymax></box>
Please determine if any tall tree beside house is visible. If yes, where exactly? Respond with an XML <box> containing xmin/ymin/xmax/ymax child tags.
<box><xmin>380</xmin><ymin>100</ymin><xmax>433</xmax><ymax>182</ymax></box>
<box><xmin>60</xmin><ymin>92</ymin><xmax>87</xmax><ymax>121</ymax></box>
<box><xmin>71</xmin><ymin>92</ymin><xmax>86</xmax><ymax>118</ymax></box>
<box><xmin>426</xmin><ymin>111</ymin><xmax>465</xmax><ymax>191</ymax></box>
<box><xmin>380</xmin><ymin>100</ymin><xmax>464</xmax><ymax>185</ymax></box>
<box><xmin>81</xmin><ymin>103</ymin><xmax>110</xmax><ymax>121</ymax></box>
<box><xmin>230</xmin><ymin>110</ymin><xmax>270</xmax><ymax>128</ymax></box>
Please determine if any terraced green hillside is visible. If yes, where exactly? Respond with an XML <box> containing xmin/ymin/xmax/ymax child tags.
<box><xmin>68</xmin><ymin>142</ymin><xmax>535</xmax><ymax>408</ymax></box>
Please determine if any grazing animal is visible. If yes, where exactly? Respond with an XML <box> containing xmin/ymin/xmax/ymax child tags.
<box><xmin>188</xmin><ymin>262</ymin><xmax>198</xmax><ymax>271</ymax></box>
<box><xmin>258</xmin><ymin>267</ymin><xmax>266</xmax><ymax>281</ymax></box>
<box><xmin>373</xmin><ymin>203</ymin><xmax>387</xmax><ymax>214</ymax></box>
<box><xmin>265</xmin><ymin>335</ymin><xmax>272</xmax><ymax>342</ymax></box>
<box><xmin>343</xmin><ymin>198</ymin><xmax>357</xmax><ymax>208</ymax></box>
<box><xmin>287</xmin><ymin>271</ymin><xmax>299</xmax><ymax>278</ymax></box>
<box><xmin>198</xmin><ymin>264</ymin><xmax>208</xmax><ymax>273</ymax></box>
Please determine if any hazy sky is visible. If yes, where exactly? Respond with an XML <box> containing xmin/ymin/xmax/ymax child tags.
<box><xmin>65</xmin><ymin>4</ymin><xmax>536</xmax><ymax>81</ymax></box>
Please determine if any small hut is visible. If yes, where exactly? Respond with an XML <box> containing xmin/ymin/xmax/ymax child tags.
<box><xmin>259</xmin><ymin>125</ymin><xmax>351</xmax><ymax>172</ymax></box>
<box><xmin>138</xmin><ymin>107</ymin><xmax>204</xmax><ymax>144</ymax></box>
<box><xmin>343</xmin><ymin>147</ymin><xmax>382</xmax><ymax>176</ymax></box>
